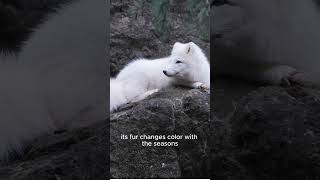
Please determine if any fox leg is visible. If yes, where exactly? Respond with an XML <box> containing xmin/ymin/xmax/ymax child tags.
<box><xmin>190</xmin><ymin>82</ymin><xmax>210</xmax><ymax>90</ymax></box>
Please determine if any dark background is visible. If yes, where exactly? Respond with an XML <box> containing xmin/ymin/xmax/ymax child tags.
<box><xmin>0</xmin><ymin>1</ymin><xmax>110</xmax><ymax>179</ymax></box>
<box><xmin>0</xmin><ymin>0</ymin><xmax>72</xmax><ymax>52</ymax></box>
<box><xmin>211</xmin><ymin>1</ymin><xmax>320</xmax><ymax>180</ymax></box>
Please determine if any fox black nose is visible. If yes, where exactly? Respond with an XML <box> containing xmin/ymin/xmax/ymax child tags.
<box><xmin>163</xmin><ymin>70</ymin><xmax>167</xmax><ymax>75</ymax></box>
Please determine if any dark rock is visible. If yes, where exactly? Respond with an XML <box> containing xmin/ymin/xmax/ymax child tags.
<box><xmin>0</xmin><ymin>87</ymin><xmax>213</xmax><ymax>179</ymax></box>
<box><xmin>203</xmin><ymin>117</ymin><xmax>247</xmax><ymax>180</ymax></box>
<box><xmin>109</xmin><ymin>87</ymin><xmax>253</xmax><ymax>179</ymax></box>
<box><xmin>110</xmin><ymin>88</ymin><xmax>212</xmax><ymax>178</ymax></box>
<box><xmin>0</xmin><ymin>121</ymin><xmax>108</xmax><ymax>180</ymax></box>
<box><xmin>230</xmin><ymin>86</ymin><xmax>320</xmax><ymax>180</ymax></box>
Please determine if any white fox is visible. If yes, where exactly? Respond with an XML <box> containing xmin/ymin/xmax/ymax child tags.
<box><xmin>0</xmin><ymin>0</ymin><xmax>107</xmax><ymax>161</ymax></box>
<box><xmin>110</xmin><ymin>42</ymin><xmax>210</xmax><ymax>112</ymax></box>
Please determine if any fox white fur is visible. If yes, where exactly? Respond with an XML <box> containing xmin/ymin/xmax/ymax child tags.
<box><xmin>213</xmin><ymin>0</ymin><xmax>320</xmax><ymax>85</ymax></box>
<box><xmin>110</xmin><ymin>42</ymin><xmax>210</xmax><ymax>112</ymax></box>
<box><xmin>0</xmin><ymin>0</ymin><xmax>107</xmax><ymax>161</ymax></box>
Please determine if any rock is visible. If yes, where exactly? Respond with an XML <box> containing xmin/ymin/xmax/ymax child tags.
<box><xmin>230</xmin><ymin>86</ymin><xmax>320</xmax><ymax>180</ymax></box>
<box><xmin>0</xmin><ymin>87</ymin><xmax>213</xmax><ymax>179</ymax></box>
<box><xmin>110</xmin><ymin>87</ymin><xmax>253</xmax><ymax>179</ymax></box>
<box><xmin>0</xmin><ymin>121</ymin><xmax>109</xmax><ymax>180</ymax></box>
<box><xmin>110</xmin><ymin>87</ymin><xmax>211</xmax><ymax>178</ymax></box>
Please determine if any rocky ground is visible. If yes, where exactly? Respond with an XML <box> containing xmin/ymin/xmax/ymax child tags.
<box><xmin>213</xmin><ymin>80</ymin><xmax>320</xmax><ymax>180</ymax></box>
<box><xmin>110</xmin><ymin>77</ymin><xmax>320</xmax><ymax>180</ymax></box>
<box><xmin>110</xmin><ymin>88</ymin><xmax>211</xmax><ymax>178</ymax></box>
<box><xmin>2</xmin><ymin>82</ymin><xmax>320</xmax><ymax>179</ymax></box>
<box><xmin>0</xmin><ymin>122</ymin><xmax>109</xmax><ymax>179</ymax></box>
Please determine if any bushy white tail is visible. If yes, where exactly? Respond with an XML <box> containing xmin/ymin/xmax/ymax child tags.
<box><xmin>110</xmin><ymin>79</ymin><xmax>127</xmax><ymax>112</ymax></box>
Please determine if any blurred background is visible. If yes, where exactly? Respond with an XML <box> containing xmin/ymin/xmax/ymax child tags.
<box><xmin>0</xmin><ymin>0</ymin><xmax>211</xmax><ymax>66</ymax></box>
<box><xmin>211</xmin><ymin>1</ymin><xmax>320</xmax><ymax>180</ymax></box>
<box><xmin>0</xmin><ymin>0</ymin><xmax>71</xmax><ymax>52</ymax></box>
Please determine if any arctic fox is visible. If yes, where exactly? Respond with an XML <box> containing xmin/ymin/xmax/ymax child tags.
<box><xmin>110</xmin><ymin>42</ymin><xmax>210</xmax><ymax>112</ymax></box>
<box><xmin>213</xmin><ymin>0</ymin><xmax>320</xmax><ymax>86</ymax></box>
<box><xmin>0</xmin><ymin>0</ymin><xmax>107</xmax><ymax>161</ymax></box>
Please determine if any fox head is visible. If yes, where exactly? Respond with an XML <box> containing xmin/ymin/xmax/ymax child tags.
<box><xmin>163</xmin><ymin>42</ymin><xmax>207</xmax><ymax>79</ymax></box>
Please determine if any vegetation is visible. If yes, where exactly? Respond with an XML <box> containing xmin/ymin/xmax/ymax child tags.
<box><xmin>151</xmin><ymin>0</ymin><xmax>210</xmax><ymax>41</ymax></box>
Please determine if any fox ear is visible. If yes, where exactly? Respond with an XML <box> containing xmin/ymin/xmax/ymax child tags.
<box><xmin>173</xmin><ymin>42</ymin><xmax>181</xmax><ymax>49</ymax></box>
<box><xmin>186</xmin><ymin>46</ymin><xmax>191</xmax><ymax>54</ymax></box>
<box><xmin>186</xmin><ymin>42</ymin><xmax>195</xmax><ymax>54</ymax></box>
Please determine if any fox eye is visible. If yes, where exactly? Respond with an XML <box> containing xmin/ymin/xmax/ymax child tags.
<box><xmin>176</xmin><ymin>60</ymin><xmax>182</xmax><ymax>64</ymax></box>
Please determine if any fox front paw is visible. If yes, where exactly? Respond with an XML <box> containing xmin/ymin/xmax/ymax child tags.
<box><xmin>285</xmin><ymin>71</ymin><xmax>314</xmax><ymax>87</ymax></box>
<box><xmin>262</xmin><ymin>65</ymin><xmax>297</xmax><ymax>86</ymax></box>
<box><xmin>146</xmin><ymin>89</ymin><xmax>159</xmax><ymax>95</ymax></box>
<box><xmin>199</xmin><ymin>84</ymin><xmax>210</xmax><ymax>91</ymax></box>
<box><xmin>192</xmin><ymin>82</ymin><xmax>209</xmax><ymax>91</ymax></box>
